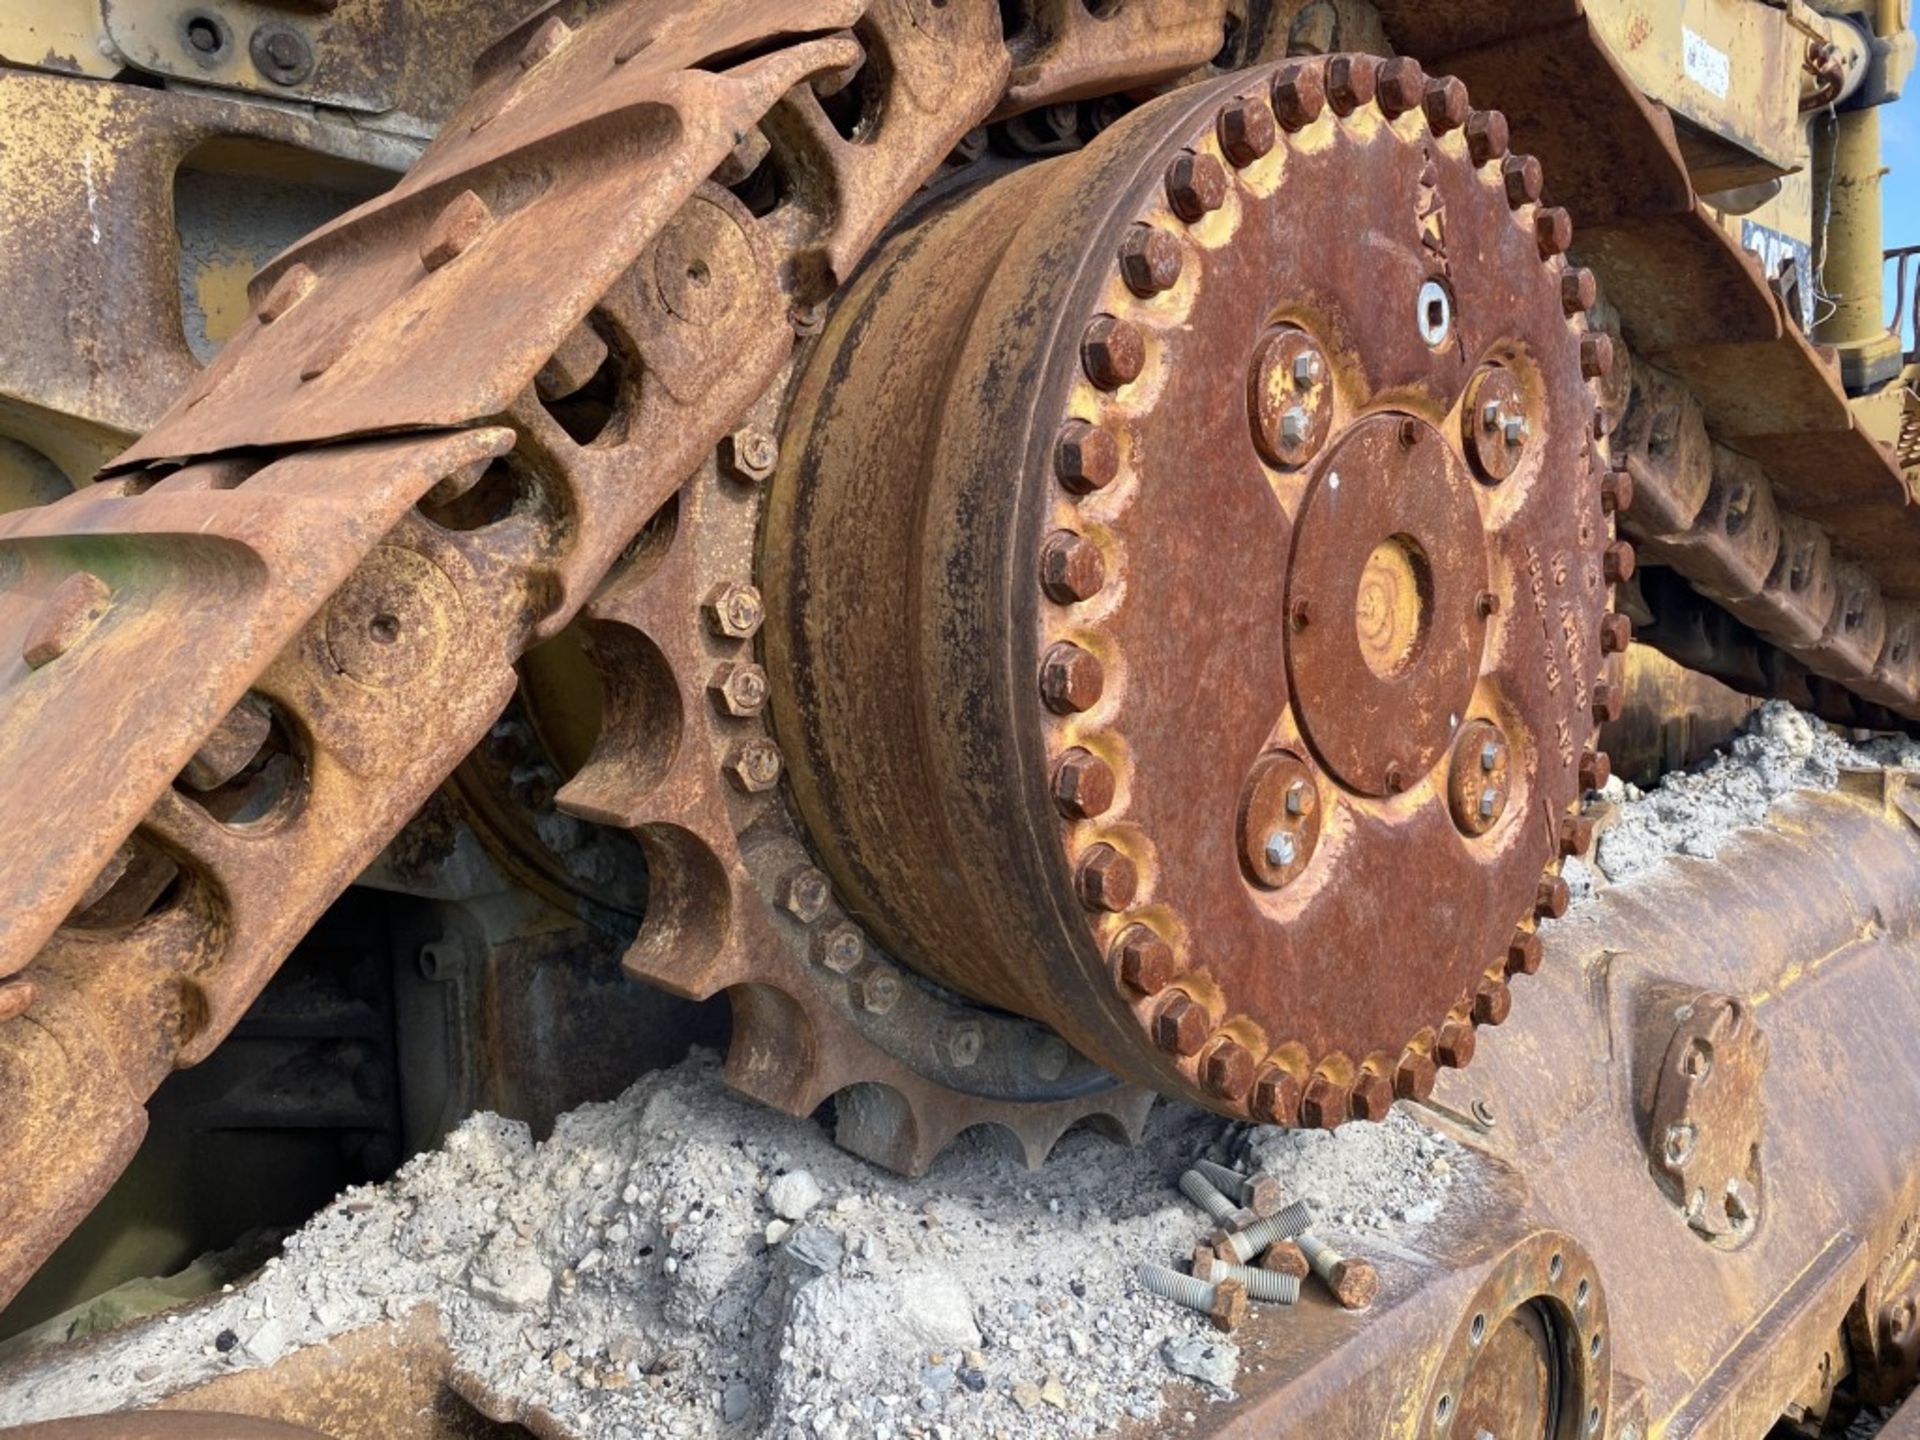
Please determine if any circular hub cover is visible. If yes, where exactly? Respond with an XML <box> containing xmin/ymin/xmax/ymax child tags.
<box><xmin>767</xmin><ymin>56</ymin><xmax>1614</xmax><ymax>1124</ymax></box>
<box><xmin>1287</xmin><ymin>415</ymin><xmax>1487</xmax><ymax>797</ymax></box>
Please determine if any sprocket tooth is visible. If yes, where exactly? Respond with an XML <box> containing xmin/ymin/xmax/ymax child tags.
<box><xmin>830</xmin><ymin>1081</ymin><xmax>933</xmax><ymax>1175</ymax></box>
<box><xmin>617</xmin><ymin>824</ymin><xmax>740</xmax><ymax>999</ymax></box>
<box><xmin>721</xmin><ymin>981</ymin><xmax>831</xmax><ymax>1117</ymax></box>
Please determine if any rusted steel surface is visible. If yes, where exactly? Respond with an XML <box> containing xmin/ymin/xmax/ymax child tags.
<box><xmin>1382</xmin><ymin>1</ymin><xmax>1920</xmax><ymax>722</ymax></box>
<box><xmin>0</xmin><ymin>1416</ymin><xmax>331</xmax><ymax>1440</ymax></box>
<box><xmin>0</xmin><ymin>70</ymin><xmax>420</xmax><ymax>481</ymax></box>
<box><xmin>0</xmin><ymin>0</ymin><xmax>1226</xmax><ymax>1306</ymax></box>
<box><xmin>37</xmin><ymin>777</ymin><xmax>1920</xmax><ymax>1440</ymax></box>
<box><xmin>153</xmin><ymin>1306</ymin><xmax>519</xmax><ymax>1440</ymax></box>
<box><xmin>766</xmin><ymin>55</ymin><xmax>1617</xmax><ymax>1126</ymax></box>
<box><xmin>0</xmin><ymin>0</ymin><xmax>1915</xmax><ymax>1345</ymax></box>
<box><xmin>1107</xmin><ymin>775</ymin><xmax>1920</xmax><ymax>1437</ymax></box>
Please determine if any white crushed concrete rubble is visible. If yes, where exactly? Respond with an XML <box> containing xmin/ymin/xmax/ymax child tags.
<box><xmin>11</xmin><ymin>701</ymin><xmax>1906</xmax><ymax>1437</ymax></box>
<box><xmin>1562</xmin><ymin>700</ymin><xmax>1920</xmax><ymax>906</ymax></box>
<box><xmin>0</xmin><ymin>1055</ymin><xmax>1461</xmax><ymax>1439</ymax></box>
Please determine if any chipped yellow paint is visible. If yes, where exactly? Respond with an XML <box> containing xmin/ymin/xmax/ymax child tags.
<box><xmin>191</xmin><ymin>252</ymin><xmax>261</xmax><ymax>349</ymax></box>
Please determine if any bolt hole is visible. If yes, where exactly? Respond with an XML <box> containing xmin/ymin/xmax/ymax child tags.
<box><xmin>1549</xmin><ymin>1252</ymin><xmax>1564</xmax><ymax>1283</ymax></box>
<box><xmin>1682</xmin><ymin>1037</ymin><xmax>1713</xmax><ymax>1080</ymax></box>
<box><xmin>1575</xmin><ymin>1277</ymin><xmax>1590</xmax><ymax>1308</ymax></box>
<box><xmin>686</xmin><ymin>259</ymin><xmax>711</xmax><ymax>288</ymax></box>
<box><xmin>1435</xmin><ymin>1393</ymin><xmax>1452</xmax><ymax>1426</ymax></box>
<box><xmin>1588</xmin><ymin>1403</ymin><xmax>1601</xmax><ymax>1434</ymax></box>
<box><xmin>1469</xmin><ymin>1312</ymin><xmax>1486</xmax><ymax>1345</ymax></box>
<box><xmin>1416</xmin><ymin>280</ymin><xmax>1454</xmax><ymax>348</ymax></box>
<box><xmin>1590</xmin><ymin>1330</ymin><xmax>1604</xmax><ymax>1359</ymax></box>
<box><xmin>368</xmin><ymin>613</ymin><xmax>400</xmax><ymax>645</ymax></box>
<box><xmin>183</xmin><ymin>13</ymin><xmax>227</xmax><ymax>55</ymax></box>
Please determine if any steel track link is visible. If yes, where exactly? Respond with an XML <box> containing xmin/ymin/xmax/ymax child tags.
<box><xmin>0</xmin><ymin>0</ymin><xmax>1235</xmax><ymax>1307</ymax></box>
<box><xmin>5</xmin><ymin>0</ymin><xmax>1798</xmax><ymax>1302</ymax></box>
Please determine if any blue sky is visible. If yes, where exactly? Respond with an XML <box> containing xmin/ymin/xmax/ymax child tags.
<box><xmin>1887</xmin><ymin>87</ymin><xmax>1920</xmax><ymax>250</ymax></box>
<box><xmin>1883</xmin><ymin>87</ymin><xmax>1920</xmax><ymax>338</ymax></box>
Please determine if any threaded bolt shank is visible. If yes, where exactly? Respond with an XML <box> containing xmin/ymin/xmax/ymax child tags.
<box><xmin>1137</xmin><ymin>1262</ymin><xmax>1214</xmax><ymax>1311</ymax></box>
<box><xmin>1222</xmin><ymin>1198</ymin><xmax>1314</xmax><ymax>1262</ymax></box>
<box><xmin>1201</xmin><ymin>1257</ymin><xmax>1301</xmax><ymax>1305</ymax></box>
<box><xmin>1179</xmin><ymin>1169</ymin><xmax>1238</xmax><ymax>1222</ymax></box>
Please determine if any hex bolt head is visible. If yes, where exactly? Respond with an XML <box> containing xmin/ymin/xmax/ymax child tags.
<box><xmin>777</xmin><ymin>866</ymin><xmax>831</xmax><ymax>924</ymax></box>
<box><xmin>1031</xmin><ymin>1035</ymin><xmax>1072</xmax><ymax>1081</ymax></box>
<box><xmin>1262</xmin><ymin>1240</ymin><xmax>1310</xmax><ymax>1279</ymax></box>
<box><xmin>940</xmin><ymin>1020</ymin><xmax>983</xmax><ymax>1069</ymax></box>
<box><xmin>1300</xmin><ymin>1073</ymin><xmax>1351</xmax><ymax>1129</ymax></box>
<box><xmin>1271</xmin><ymin>62</ymin><xmax>1327</xmax><ymax>130</ymax></box>
<box><xmin>1054</xmin><ymin>419</ymin><xmax>1119</xmax><ymax>494</ymax></box>
<box><xmin>1114</xmin><ymin>925</ymin><xmax>1175</xmax><ymax>995</ymax></box>
<box><xmin>1326</xmin><ymin>54</ymin><xmax>1379</xmax><ymax>114</ymax></box>
<box><xmin>1435</xmin><ymin>1017</ymin><xmax>1477</xmax><ymax>1068</ymax></box>
<box><xmin>1208</xmin><ymin>1278</ymin><xmax>1249</xmax><ymax>1332</ymax></box>
<box><xmin>1536</xmin><ymin>872</ymin><xmax>1571</xmax><ymax>919</ymax></box>
<box><xmin>724</xmin><ymin>427</ymin><xmax>779</xmax><ymax>482</ymax></box>
<box><xmin>1349</xmin><ymin>1068</ymin><xmax>1395</xmax><ymax>1121</ymax></box>
<box><xmin>1081</xmin><ymin>314</ymin><xmax>1146</xmax><ymax>390</ymax></box>
<box><xmin>851</xmin><ymin>967</ymin><xmax>901</xmax><ymax>1015</ymax></box>
<box><xmin>1377</xmin><ymin>57</ymin><xmax>1426</xmax><ymax>117</ymax></box>
<box><xmin>1039</xmin><ymin>530</ymin><xmax>1107</xmax><ymax>604</ymax></box>
<box><xmin>1502</xmin><ymin>153</ymin><xmax>1544</xmax><ymax>206</ymax></box>
<box><xmin>1244</xmin><ymin>1175</ymin><xmax>1285</xmax><ymax>1215</ymax></box>
<box><xmin>1579</xmin><ymin>749</ymin><xmax>1612</xmax><ymax>791</ymax></box>
<box><xmin>1562</xmin><ymin>266</ymin><xmax>1599</xmax><ymax>316</ymax></box>
<box><xmin>1582</xmin><ymin>332</ymin><xmax>1616</xmax><ymax>380</ymax></box>
<box><xmin>705</xmin><ymin>581</ymin><xmax>765</xmax><ymax>640</ymax></box>
<box><xmin>725</xmin><ymin>740</ymin><xmax>782</xmax><ymax>793</ymax></box>
<box><xmin>1217</xmin><ymin>96</ymin><xmax>1276</xmax><ymax>165</ymax></box>
<box><xmin>1165</xmin><ymin>151</ymin><xmax>1228</xmax><ymax>221</ymax></box>
<box><xmin>1394</xmin><ymin>1049</ymin><xmax>1438</xmax><ymax>1101</ymax></box>
<box><xmin>1201</xmin><ymin>1038</ymin><xmax>1256</xmax><ymax>1101</ymax></box>
<box><xmin>420</xmin><ymin>189</ymin><xmax>494</xmax><ymax>271</ymax></box>
<box><xmin>1592</xmin><ymin>680</ymin><xmax>1623</xmax><ymax>725</ymax></box>
<box><xmin>1465</xmin><ymin>108</ymin><xmax>1510</xmax><ymax>165</ymax></box>
<box><xmin>1076</xmin><ymin>843</ymin><xmax>1138</xmax><ymax>912</ymax></box>
<box><xmin>1560</xmin><ymin>813</ymin><xmax>1596</xmax><ymax>857</ymax></box>
<box><xmin>1251</xmin><ymin>1065</ymin><xmax>1303</xmax><ymax>1124</ymax></box>
<box><xmin>1601</xmin><ymin>467</ymin><xmax>1635</xmax><ymax>515</ymax></box>
<box><xmin>1152</xmin><ymin>993</ymin><xmax>1210</xmax><ymax>1056</ymax></box>
<box><xmin>1052</xmin><ymin>747</ymin><xmax>1117</xmax><ymax>820</ymax></box>
<box><xmin>1534</xmin><ymin>206</ymin><xmax>1574</xmax><ymax>260</ymax></box>
<box><xmin>1040</xmin><ymin>641</ymin><xmax>1104</xmax><ymax>714</ymax></box>
<box><xmin>1118</xmin><ymin>224</ymin><xmax>1183</xmax><ymax>297</ymax></box>
<box><xmin>1421</xmin><ymin>75</ymin><xmax>1470</xmax><ymax>133</ymax></box>
<box><xmin>23</xmin><ymin>571</ymin><xmax>112</xmax><ymax>670</ymax></box>
<box><xmin>1472</xmin><ymin>977</ymin><xmax>1513</xmax><ymax>1026</ymax></box>
<box><xmin>1600</xmin><ymin>612</ymin><xmax>1633</xmax><ymax>655</ymax></box>
<box><xmin>709</xmin><ymin>661</ymin><xmax>770</xmax><ymax>717</ymax></box>
<box><xmin>1506</xmin><ymin>928</ymin><xmax>1544</xmax><ymax>976</ymax></box>
<box><xmin>1299</xmin><ymin>1236</ymin><xmax>1380</xmax><ymax>1310</ymax></box>
<box><xmin>257</xmin><ymin>263</ymin><xmax>318</xmax><ymax>324</ymax></box>
<box><xmin>1603</xmin><ymin>540</ymin><xmax>1637</xmax><ymax>585</ymax></box>
<box><xmin>813</xmin><ymin>922</ymin><xmax>863</xmax><ymax>973</ymax></box>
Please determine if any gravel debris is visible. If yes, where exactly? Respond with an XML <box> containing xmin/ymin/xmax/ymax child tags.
<box><xmin>0</xmin><ymin>1052</ymin><xmax>1462</xmax><ymax>1438</ymax></box>
<box><xmin>1579</xmin><ymin>701</ymin><xmax>1920</xmax><ymax>891</ymax></box>
<box><xmin>48</xmin><ymin>698</ymin><xmax>1920</xmax><ymax>1433</ymax></box>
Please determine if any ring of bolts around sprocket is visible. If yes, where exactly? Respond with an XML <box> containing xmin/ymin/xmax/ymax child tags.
<box><xmin>1027</xmin><ymin>56</ymin><xmax>1627</xmax><ymax>1128</ymax></box>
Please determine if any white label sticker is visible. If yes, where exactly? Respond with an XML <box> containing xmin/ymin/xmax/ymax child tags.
<box><xmin>1683</xmin><ymin>26</ymin><xmax>1731</xmax><ymax>99</ymax></box>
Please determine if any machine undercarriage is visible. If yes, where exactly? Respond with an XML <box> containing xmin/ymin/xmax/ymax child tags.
<box><xmin>2</xmin><ymin>0</ymin><xmax>1920</xmax><ymax>1434</ymax></box>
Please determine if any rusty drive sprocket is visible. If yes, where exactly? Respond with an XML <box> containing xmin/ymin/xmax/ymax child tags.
<box><xmin>761</xmin><ymin>56</ymin><xmax>1621</xmax><ymax>1125</ymax></box>
<box><xmin>0</xmin><ymin>15</ymin><xmax>1632</xmax><ymax>1306</ymax></box>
